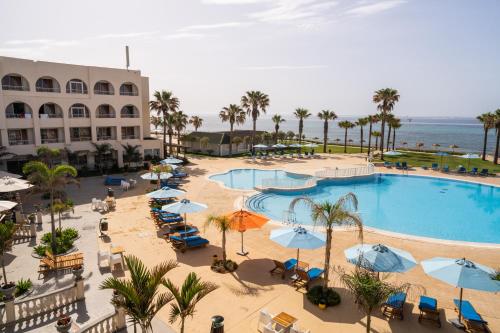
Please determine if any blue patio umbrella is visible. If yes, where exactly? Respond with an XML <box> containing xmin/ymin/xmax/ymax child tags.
<box><xmin>421</xmin><ymin>257</ymin><xmax>500</xmax><ymax>327</ymax></box>
<box><xmin>162</xmin><ymin>199</ymin><xmax>208</xmax><ymax>232</ymax></box>
<box><xmin>146</xmin><ymin>186</ymin><xmax>186</xmax><ymax>199</ymax></box>
<box><xmin>288</xmin><ymin>143</ymin><xmax>302</xmax><ymax>148</ymax></box>
<box><xmin>344</xmin><ymin>244</ymin><xmax>417</xmax><ymax>273</ymax></box>
<box><xmin>270</xmin><ymin>226</ymin><xmax>326</xmax><ymax>266</ymax></box>
<box><xmin>160</xmin><ymin>157</ymin><xmax>183</xmax><ymax>165</ymax></box>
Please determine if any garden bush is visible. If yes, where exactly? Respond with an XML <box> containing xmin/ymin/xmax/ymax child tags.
<box><xmin>37</xmin><ymin>228</ymin><xmax>79</xmax><ymax>256</ymax></box>
<box><xmin>306</xmin><ymin>285</ymin><xmax>341</xmax><ymax>307</ymax></box>
<box><xmin>15</xmin><ymin>278</ymin><xmax>32</xmax><ymax>297</ymax></box>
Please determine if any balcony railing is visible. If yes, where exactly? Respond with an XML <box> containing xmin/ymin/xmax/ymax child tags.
<box><xmin>97</xmin><ymin>113</ymin><xmax>116</xmax><ymax>118</ymax></box>
<box><xmin>68</xmin><ymin>89</ymin><xmax>88</xmax><ymax>94</ymax></box>
<box><xmin>8</xmin><ymin>139</ymin><xmax>33</xmax><ymax>145</ymax></box>
<box><xmin>6</xmin><ymin>113</ymin><xmax>32</xmax><ymax>119</ymax></box>
<box><xmin>94</xmin><ymin>89</ymin><xmax>114</xmax><ymax>95</ymax></box>
<box><xmin>41</xmin><ymin>138</ymin><xmax>63</xmax><ymax>144</ymax></box>
<box><xmin>97</xmin><ymin>135</ymin><xmax>115</xmax><ymax>141</ymax></box>
<box><xmin>2</xmin><ymin>84</ymin><xmax>29</xmax><ymax>91</ymax></box>
<box><xmin>70</xmin><ymin>136</ymin><xmax>91</xmax><ymax>142</ymax></box>
<box><xmin>36</xmin><ymin>86</ymin><xmax>60</xmax><ymax>93</ymax></box>
<box><xmin>39</xmin><ymin>113</ymin><xmax>63</xmax><ymax>119</ymax></box>
<box><xmin>120</xmin><ymin>113</ymin><xmax>139</xmax><ymax>118</ymax></box>
<box><xmin>122</xmin><ymin>135</ymin><xmax>139</xmax><ymax>140</ymax></box>
<box><xmin>120</xmin><ymin>91</ymin><xmax>138</xmax><ymax>96</ymax></box>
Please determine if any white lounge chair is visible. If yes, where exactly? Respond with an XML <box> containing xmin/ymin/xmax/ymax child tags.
<box><xmin>263</xmin><ymin>323</ymin><xmax>284</xmax><ymax>333</ymax></box>
<box><xmin>291</xmin><ymin>325</ymin><xmax>311</xmax><ymax>333</ymax></box>
<box><xmin>91</xmin><ymin>198</ymin><xmax>98</xmax><ymax>210</ymax></box>
<box><xmin>258</xmin><ymin>309</ymin><xmax>274</xmax><ymax>332</ymax></box>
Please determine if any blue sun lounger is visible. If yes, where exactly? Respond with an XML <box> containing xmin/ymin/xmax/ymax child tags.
<box><xmin>170</xmin><ymin>235</ymin><xmax>209</xmax><ymax>252</ymax></box>
<box><xmin>479</xmin><ymin>168</ymin><xmax>489</xmax><ymax>176</ymax></box>
<box><xmin>395</xmin><ymin>162</ymin><xmax>402</xmax><ymax>169</ymax></box>
<box><xmin>431</xmin><ymin>163</ymin><xmax>439</xmax><ymax>171</ymax></box>
<box><xmin>453</xmin><ymin>299</ymin><xmax>489</xmax><ymax>332</ymax></box>
<box><xmin>292</xmin><ymin>267</ymin><xmax>324</xmax><ymax>291</ymax></box>
<box><xmin>457</xmin><ymin>166</ymin><xmax>467</xmax><ymax>174</ymax></box>
<box><xmin>384</xmin><ymin>161</ymin><xmax>393</xmax><ymax>168</ymax></box>
<box><xmin>418</xmin><ymin>296</ymin><xmax>441</xmax><ymax>327</ymax></box>
<box><xmin>402</xmin><ymin>161</ymin><xmax>408</xmax><ymax>170</ymax></box>
<box><xmin>382</xmin><ymin>292</ymin><xmax>407</xmax><ymax>320</ymax></box>
<box><xmin>159</xmin><ymin>216</ymin><xmax>183</xmax><ymax>224</ymax></box>
<box><xmin>270</xmin><ymin>258</ymin><xmax>297</xmax><ymax>279</ymax></box>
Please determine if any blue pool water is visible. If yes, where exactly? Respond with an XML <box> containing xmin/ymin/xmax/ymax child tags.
<box><xmin>220</xmin><ymin>172</ymin><xmax>500</xmax><ymax>244</ymax></box>
<box><xmin>209</xmin><ymin>168</ymin><xmax>312</xmax><ymax>190</ymax></box>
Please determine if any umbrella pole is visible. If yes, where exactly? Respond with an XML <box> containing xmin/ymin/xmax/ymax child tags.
<box><xmin>296</xmin><ymin>248</ymin><xmax>300</xmax><ymax>272</ymax></box>
<box><xmin>451</xmin><ymin>287</ymin><xmax>465</xmax><ymax>329</ymax></box>
<box><xmin>237</xmin><ymin>231</ymin><xmax>248</xmax><ymax>256</ymax></box>
<box><xmin>184</xmin><ymin>213</ymin><xmax>187</xmax><ymax>233</ymax></box>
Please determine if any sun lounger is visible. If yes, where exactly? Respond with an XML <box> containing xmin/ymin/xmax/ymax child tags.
<box><xmin>170</xmin><ymin>235</ymin><xmax>209</xmax><ymax>253</ymax></box>
<box><xmin>395</xmin><ymin>162</ymin><xmax>402</xmax><ymax>169</ymax></box>
<box><xmin>418</xmin><ymin>296</ymin><xmax>441</xmax><ymax>327</ymax></box>
<box><xmin>431</xmin><ymin>163</ymin><xmax>439</xmax><ymax>171</ymax></box>
<box><xmin>384</xmin><ymin>161</ymin><xmax>393</xmax><ymax>168</ymax></box>
<box><xmin>269</xmin><ymin>258</ymin><xmax>297</xmax><ymax>279</ymax></box>
<box><xmin>291</xmin><ymin>267</ymin><xmax>324</xmax><ymax>291</ymax></box>
<box><xmin>402</xmin><ymin>161</ymin><xmax>408</xmax><ymax>170</ymax></box>
<box><xmin>479</xmin><ymin>169</ymin><xmax>489</xmax><ymax>176</ymax></box>
<box><xmin>382</xmin><ymin>292</ymin><xmax>407</xmax><ymax>320</ymax></box>
<box><xmin>442</xmin><ymin>165</ymin><xmax>449</xmax><ymax>172</ymax></box>
<box><xmin>453</xmin><ymin>299</ymin><xmax>489</xmax><ymax>333</ymax></box>
<box><xmin>469</xmin><ymin>167</ymin><xmax>478</xmax><ymax>175</ymax></box>
<box><xmin>172</xmin><ymin>171</ymin><xmax>188</xmax><ymax>178</ymax></box>
<box><xmin>457</xmin><ymin>166</ymin><xmax>467</xmax><ymax>174</ymax></box>
<box><xmin>159</xmin><ymin>216</ymin><xmax>183</xmax><ymax>224</ymax></box>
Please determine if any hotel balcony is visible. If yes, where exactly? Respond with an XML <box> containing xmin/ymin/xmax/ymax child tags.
<box><xmin>35</xmin><ymin>77</ymin><xmax>61</xmax><ymax>93</ymax></box>
<box><xmin>119</xmin><ymin>83</ymin><xmax>139</xmax><ymax>96</ymax></box>
<box><xmin>121</xmin><ymin>126</ymin><xmax>140</xmax><ymax>140</ymax></box>
<box><xmin>96</xmin><ymin>104</ymin><xmax>116</xmax><ymax>118</ymax></box>
<box><xmin>94</xmin><ymin>80</ymin><xmax>114</xmax><ymax>95</ymax></box>
<box><xmin>5</xmin><ymin>102</ymin><xmax>33</xmax><ymax>119</ymax></box>
<box><xmin>1</xmin><ymin>74</ymin><xmax>30</xmax><ymax>91</ymax></box>
<box><xmin>8</xmin><ymin>128</ymin><xmax>34</xmax><ymax>146</ymax></box>
<box><xmin>97</xmin><ymin>127</ymin><xmax>117</xmax><ymax>141</ymax></box>
<box><xmin>40</xmin><ymin>128</ymin><xmax>65</xmax><ymax>144</ymax></box>
<box><xmin>120</xmin><ymin>105</ymin><xmax>139</xmax><ymax>118</ymax></box>
<box><xmin>39</xmin><ymin>103</ymin><xmax>63</xmax><ymax>118</ymax></box>
<box><xmin>70</xmin><ymin>127</ymin><xmax>92</xmax><ymax>142</ymax></box>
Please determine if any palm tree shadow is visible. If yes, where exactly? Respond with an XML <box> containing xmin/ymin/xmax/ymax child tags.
<box><xmin>231</xmin><ymin>258</ymin><xmax>284</xmax><ymax>287</ymax></box>
<box><xmin>174</xmin><ymin>244</ymin><xmax>219</xmax><ymax>267</ymax></box>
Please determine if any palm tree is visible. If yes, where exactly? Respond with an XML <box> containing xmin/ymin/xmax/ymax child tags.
<box><xmin>220</xmin><ymin>104</ymin><xmax>246</xmax><ymax>156</ymax></box>
<box><xmin>385</xmin><ymin>114</ymin><xmax>395</xmax><ymax>152</ymax></box>
<box><xmin>163</xmin><ymin>272</ymin><xmax>218</xmax><ymax>333</ymax></box>
<box><xmin>373</xmin><ymin>88</ymin><xmax>400</xmax><ymax>159</ymax></box>
<box><xmin>366</xmin><ymin>115</ymin><xmax>379</xmax><ymax>156</ymax></box>
<box><xmin>355</xmin><ymin>117</ymin><xmax>368</xmax><ymax>153</ymax></box>
<box><xmin>477</xmin><ymin>112</ymin><xmax>496</xmax><ymax>161</ymax></box>
<box><xmin>122</xmin><ymin>144</ymin><xmax>142</xmax><ymax>170</ymax></box>
<box><xmin>163</xmin><ymin>113</ymin><xmax>176</xmax><ymax>156</ymax></box>
<box><xmin>339</xmin><ymin>265</ymin><xmax>409</xmax><ymax>333</ymax></box>
<box><xmin>286</xmin><ymin>131</ymin><xmax>295</xmax><ymax>143</ymax></box>
<box><xmin>293</xmin><ymin>108</ymin><xmax>311</xmax><ymax>150</ymax></box>
<box><xmin>494</xmin><ymin>109</ymin><xmax>500</xmax><ymax>164</ymax></box>
<box><xmin>150</xmin><ymin>116</ymin><xmax>162</xmax><ymax>134</ymax></box>
<box><xmin>52</xmin><ymin>199</ymin><xmax>74</xmax><ymax>230</ymax></box>
<box><xmin>271</xmin><ymin>115</ymin><xmax>285</xmax><ymax>144</ymax></box>
<box><xmin>101</xmin><ymin>255</ymin><xmax>178</xmax><ymax>333</ymax></box>
<box><xmin>149</xmin><ymin>91</ymin><xmax>180</xmax><ymax>157</ymax></box>
<box><xmin>241</xmin><ymin>91</ymin><xmax>270</xmax><ymax>154</ymax></box>
<box><xmin>173</xmin><ymin>111</ymin><xmax>188</xmax><ymax>156</ymax></box>
<box><xmin>204</xmin><ymin>215</ymin><xmax>232</xmax><ymax>262</ymax></box>
<box><xmin>36</xmin><ymin>146</ymin><xmax>61</xmax><ymax>167</ymax></box>
<box><xmin>318</xmin><ymin>110</ymin><xmax>337</xmax><ymax>153</ymax></box>
<box><xmin>0</xmin><ymin>221</ymin><xmax>16</xmax><ymax>285</ymax></box>
<box><xmin>390</xmin><ymin>118</ymin><xmax>401</xmax><ymax>151</ymax></box>
<box><xmin>290</xmin><ymin>193</ymin><xmax>363</xmax><ymax>288</ymax></box>
<box><xmin>371</xmin><ymin>131</ymin><xmax>381</xmax><ymax>149</ymax></box>
<box><xmin>92</xmin><ymin>143</ymin><xmax>112</xmax><ymax>173</ymax></box>
<box><xmin>189</xmin><ymin>116</ymin><xmax>203</xmax><ymax>132</ymax></box>
<box><xmin>338</xmin><ymin>121</ymin><xmax>355</xmax><ymax>153</ymax></box>
<box><xmin>23</xmin><ymin>162</ymin><xmax>78</xmax><ymax>254</ymax></box>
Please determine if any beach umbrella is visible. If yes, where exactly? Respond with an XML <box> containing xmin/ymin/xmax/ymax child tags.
<box><xmin>421</xmin><ymin>257</ymin><xmax>500</xmax><ymax>327</ymax></box>
<box><xmin>0</xmin><ymin>200</ymin><xmax>18</xmax><ymax>211</ymax></box>
<box><xmin>302</xmin><ymin>143</ymin><xmax>318</xmax><ymax>148</ymax></box>
<box><xmin>226</xmin><ymin>209</ymin><xmax>269</xmax><ymax>256</ymax></box>
<box><xmin>140</xmin><ymin>172</ymin><xmax>173</xmax><ymax>180</ymax></box>
<box><xmin>272</xmin><ymin>144</ymin><xmax>287</xmax><ymax>148</ymax></box>
<box><xmin>0</xmin><ymin>177</ymin><xmax>33</xmax><ymax>193</ymax></box>
<box><xmin>0</xmin><ymin>171</ymin><xmax>22</xmax><ymax>179</ymax></box>
<box><xmin>253</xmin><ymin>144</ymin><xmax>268</xmax><ymax>149</ymax></box>
<box><xmin>344</xmin><ymin>244</ymin><xmax>417</xmax><ymax>274</ymax></box>
<box><xmin>160</xmin><ymin>157</ymin><xmax>183</xmax><ymax>165</ymax></box>
<box><xmin>147</xmin><ymin>186</ymin><xmax>186</xmax><ymax>199</ymax></box>
<box><xmin>162</xmin><ymin>199</ymin><xmax>207</xmax><ymax>231</ymax></box>
<box><xmin>270</xmin><ymin>227</ymin><xmax>326</xmax><ymax>268</ymax></box>
<box><xmin>459</xmin><ymin>153</ymin><xmax>480</xmax><ymax>169</ymax></box>
<box><xmin>288</xmin><ymin>143</ymin><xmax>302</xmax><ymax>148</ymax></box>
<box><xmin>384</xmin><ymin>150</ymin><xmax>403</xmax><ymax>156</ymax></box>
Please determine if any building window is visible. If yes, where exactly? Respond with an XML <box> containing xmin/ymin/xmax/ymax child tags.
<box><xmin>35</xmin><ymin>77</ymin><xmax>61</xmax><ymax>92</ymax></box>
<box><xmin>119</xmin><ymin>83</ymin><xmax>138</xmax><ymax>96</ymax></box>
<box><xmin>94</xmin><ymin>81</ymin><xmax>114</xmax><ymax>95</ymax></box>
<box><xmin>8</xmin><ymin>129</ymin><xmax>31</xmax><ymax>145</ymax></box>
<box><xmin>144</xmin><ymin>149</ymin><xmax>160</xmax><ymax>161</ymax></box>
<box><xmin>5</xmin><ymin>102</ymin><xmax>32</xmax><ymax>118</ymax></box>
<box><xmin>1</xmin><ymin>74</ymin><xmax>30</xmax><ymax>91</ymax></box>
<box><xmin>120</xmin><ymin>105</ymin><xmax>139</xmax><ymax>118</ymax></box>
<box><xmin>121</xmin><ymin>126</ymin><xmax>138</xmax><ymax>140</ymax></box>
<box><xmin>39</xmin><ymin>103</ymin><xmax>63</xmax><ymax>118</ymax></box>
<box><xmin>70</xmin><ymin>127</ymin><xmax>91</xmax><ymax>142</ymax></box>
<box><xmin>97</xmin><ymin>127</ymin><xmax>115</xmax><ymax>141</ymax></box>
<box><xmin>41</xmin><ymin>128</ymin><xmax>62</xmax><ymax>144</ymax></box>
<box><xmin>66</xmin><ymin>79</ymin><xmax>88</xmax><ymax>94</ymax></box>
<box><xmin>69</xmin><ymin>103</ymin><xmax>89</xmax><ymax>118</ymax></box>
<box><xmin>96</xmin><ymin>104</ymin><xmax>116</xmax><ymax>118</ymax></box>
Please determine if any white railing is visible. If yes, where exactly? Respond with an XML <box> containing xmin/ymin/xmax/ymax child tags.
<box><xmin>315</xmin><ymin>163</ymin><xmax>375</xmax><ymax>178</ymax></box>
<box><xmin>259</xmin><ymin>177</ymin><xmax>317</xmax><ymax>190</ymax></box>
<box><xmin>77</xmin><ymin>312</ymin><xmax>120</xmax><ymax>333</ymax></box>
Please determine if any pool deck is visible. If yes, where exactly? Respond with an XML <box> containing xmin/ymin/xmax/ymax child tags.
<box><xmin>100</xmin><ymin>153</ymin><xmax>499</xmax><ymax>333</ymax></box>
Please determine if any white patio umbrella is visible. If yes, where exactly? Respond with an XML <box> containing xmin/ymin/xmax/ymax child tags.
<box><xmin>162</xmin><ymin>199</ymin><xmax>207</xmax><ymax>231</ymax></box>
<box><xmin>302</xmin><ymin>143</ymin><xmax>318</xmax><ymax>148</ymax></box>
<box><xmin>253</xmin><ymin>144</ymin><xmax>268</xmax><ymax>149</ymax></box>
<box><xmin>459</xmin><ymin>153</ymin><xmax>480</xmax><ymax>169</ymax></box>
<box><xmin>288</xmin><ymin>143</ymin><xmax>302</xmax><ymax>148</ymax></box>
<box><xmin>146</xmin><ymin>187</ymin><xmax>186</xmax><ymax>199</ymax></box>
<box><xmin>0</xmin><ymin>177</ymin><xmax>33</xmax><ymax>193</ymax></box>
<box><xmin>272</xmin><ymin>144</ymin><xmax>287</xmax><ymax>148</ymax></box>
<box><xmin>140</xmin><ymin>172</ymin><xmax>173</xmax><ymax>180</ymax></box>
<box><xmin>160</xmin><ymin>157</ymin><xmax>183</xmax><ymax>165</ymax></box>
<box><xmin>344</xmin><ymin>243</ymin><xmax>417</xmax><ymax>274</ymax></box>
<box><xmin>384</xmin><ymin>150</ymin><xmax>403</xmax><ymax>156</ymax></box>
<box><xmin>0</xmin><ymin>200</ymin><xmax>18</xmax><ymax>211</ymax></box>
<box><xmin>0</xmin><ymin>171</ymin><xmax>22</xmax><ymax>179</ymax></box>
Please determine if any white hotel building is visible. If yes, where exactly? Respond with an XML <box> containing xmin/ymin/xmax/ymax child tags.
<box><xmin>0</xmin><ymin>56</ymin><xmax>162</xmax><ymax>173</ymax></box>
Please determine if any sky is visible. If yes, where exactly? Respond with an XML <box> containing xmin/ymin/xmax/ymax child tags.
<box><xmin>0</xmin><ymin>0</ymin><xmax>499</xmax><ymax>118</ymax></box>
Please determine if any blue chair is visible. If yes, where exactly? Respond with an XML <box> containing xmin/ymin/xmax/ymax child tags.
<box><xmin>384</xmin><ymin>161</ymin><xmax>393</xmax><ymax>168</ymax></box>
<box><xmin>402</xmin><ymin>161</ymin><xmax>408</xmax><ymax>170</ymax></box>
<box><xmin>270</xmin><ymin>258</ymin><xmax>297</xmax><ymax>279</ymax></box>
<box><xmin>457</xmin><ymin>166</ymin><xmax>467</xmax><ymax>174</ymax></box>
<box><xmin>104</xmin><ymin>176</ymin><xmax>125</xmax><ymax>186</ymax></box>
<box><xmin>292</xmin><ymin>267</ymin><xmax>324</xmax><ymax>290</ymax></box>
<box><xmin>431</xmin><ymin>163</ymin><xmax>439</xmax><ymax>171</ymax></box>
<box><xmin>172</xmin><ymin>170</ymin><xmax>188</xmax><ymax>178</ymax></box>
<box><xmin>395</xmin><ymin>162</ymin><xmax>402</xmax><ymax>169</ymax></box>
<box><xmin>170</xmin><ymin>235</ymin><xmax>209</xmax><ymax>252</ymax></box>
<box><xmin>469</xmin><ymin>167</ymin><xmax>478</xmax><ymax>175</ymax></box>
<box><xmin>176</xmin><ymin>227</ymin><xmax>199</xmax><ymax>238</ymax></box>
<box><xmin>442</xmin><ymin>165</ymin><xmax>449</xmax><ymax>173</ymax></box>
<box><xmin>479</xmin><ymin>168</ymin><xmax>489</xmax><ymax>176</ymax></box>
<box><xmin>418</xmin><ymin>296</ymin><xmax>441</xmax><ymax>327</ymax></box>
<box><xmin>453</xmin><ymin>300</ymin><xmax>489</xmax><ymax>332</ymax></box>
<box><xmin>382</xmin><ymin>292</ymin><xmax>407</xmax><ymax>320</ymax></box>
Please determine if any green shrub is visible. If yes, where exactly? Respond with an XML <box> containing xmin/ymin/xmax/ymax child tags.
<box><xmin>306</xmin><ymin>286</ymin><xmax>341</xmax><ymax>307</ymax></box>
<box><xmin>15</xmin><ymin>278</ymin><xmax>32</xmax><ymax>297</ymax></box>
<box><xmin>37</xmin><ymin>228</ymin><xmax>78</xmax><ymax>256</ymax></box>
<box><xmin>61</xmin><ymin>228</ymin><xmax>78</xmax><ymax>240</ymax></box>
<box><xmin>34</xmin><ymin>245</ymin><xmax>48</xmax><ymax>256</ymax></box>
<box><xmin>494</xmin><ymin>269</ymin><xmax>500</xmax><ymax>281</ymax></box>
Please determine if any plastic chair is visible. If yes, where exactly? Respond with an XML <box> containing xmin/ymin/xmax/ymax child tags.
<box><xmin>263</xmin><ymin>323</ymin><xmax>284</xmax><ymax>333</ymax></box>
<box><xmin>257</xmin><ymin>309</ymin><xmax>274</xmax><ymax>332</ymax></box>
<box><xmin>109</xmin><ymin>252</ymin><xmax>123</xmax><ymax>271</ymax></box>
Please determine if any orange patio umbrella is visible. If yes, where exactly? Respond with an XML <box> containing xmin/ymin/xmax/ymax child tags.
<box><xmin>226</xmin><ymin>209</ymin><xmax>269</xmax><ymax>256</ymax></box>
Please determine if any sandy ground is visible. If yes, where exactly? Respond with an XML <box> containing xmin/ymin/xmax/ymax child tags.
<box><xmin>99</xmin><ymin>154</ymin><xmax>499</xmax><ymax>333</ymax></box>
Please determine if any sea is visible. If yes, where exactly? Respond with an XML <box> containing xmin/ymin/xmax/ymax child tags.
<box><xmin>159</xmin><ymin>116</ymin><xmax>497</xmax><ymax>153</ymax></box>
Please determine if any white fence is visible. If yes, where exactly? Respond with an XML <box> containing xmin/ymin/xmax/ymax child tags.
<box><xmin>315</xmin><ymin>164</ymin><xmax>375</xmax><ymax>178</ymax></box>
<box><xmin>259</xmin><ymin>177</ymin><xmax>317</xmax><ymax>190</ymax></box>
<box><xmin>77</xmin><ymin>309</ymin><xmax>125</xmax><ymax>333</ymax></box>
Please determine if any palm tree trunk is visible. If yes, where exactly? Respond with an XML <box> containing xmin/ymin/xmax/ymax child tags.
<box><xmin>367</xmin><ymin>122</ymin><xmax>372</xmax><ymax>156</ymax></box>
<box><xmin>176</xmin><ymin>130</ymin><xmax>181</xmax><ymax>156</ymax></box>
<box><xmin>482</xmin><ymin>128</ymin><xmax>488</xmax><ymax>161</ymax></box>
<box><xmin>58</xmin><ymin>212</ymin><xmax>62</xmax><ymax>230</ymax></box>
<box><xmin>50</xmin><ymin>190</ymin><xmax>57</xmax><ymax>254</ymax></box>
<box><xmin>162</xmin><ymin>113</ymin><xmax>168</xmax><ymax>157</ymax></box>
<box><xmin>392</xmin><ymin>129</ymin><xmax>396</xmax><ymax>150</ymax></box>
<box><xmin>229</xmin><ymin>123</ymin><xmax>234</xmax><ymax>157</ymax></box>
<box><xmin>275</xmin><ymin>125</ymin><xmax>279</xmax><ymax>144</ymax></box>
<box><xmin>251</xmin><ymin>113</ymin><xmax>257</xmax><ymax>155</ymax></box>
<box><xmin>366</xmin><ymin>313</ymin><xmax>371</xmax><ymax>333</ymax></box>
<box><xmin>323</xmin><ymin>120</ymin><xmax>328</xmax><ymax>153</ymax></box>
<box><xmin>222</xmin><ymin>230</ymin><xmax>227</xmax><ymax>262</ymax></box>
<box><xmin>344</xmin><ymin>128</ymin><xmax>348</xmax><ymax>153</ymax></box>
<box><xmin>2</xmin><ymin>256</ymin><xmax>7</xmax><ymax>284</ymax></box>
<box><xmin>375</xmin><ymin>136</ymin><xmax>379</xmax><ymax>148</ymax></box>
<box><xmin>168</xmin><ymin>131</ymin><xmax>173</xmax><ymax>156</ymax></box>
<box><xmin>323</xmin><ymin>229</ymin><xmax>332</xmax><ymax>288</ymax></box>
<box><xmin>494</xmin><ymin>131</ymin><xmax>499</xmax><ymax>164</ymax></box>
<box><xmin>180</xmin><ymin>318</ymin><xmax>185</xmax><ymax>333</ymax></box>
<box><xmin>380</xmin><ymin>115</ymin><xmax>386</xmax><ymax>160</ymax></box>
<box><xmin>386</xmin><ymin>125</ymin><xmax>391</xmax><ymax>151</ymax></box>
<box><xmin>360</xmin><ymin>126</ymin><xmax>364</xmax><ymax>153</ymax></box>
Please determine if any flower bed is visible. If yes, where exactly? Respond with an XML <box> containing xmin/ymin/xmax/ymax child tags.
<box><xmin>34</xmin><ymin>228</ymin><xmax>79</xmax><ymax>256</ymax></box>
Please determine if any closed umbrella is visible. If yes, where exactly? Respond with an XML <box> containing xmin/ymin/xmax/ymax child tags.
<box><xmin>160</xmin><ymin>157</ymin><xmax>183</xmax><ymax>165</ymax></box>
<box><xmin>162</xmin><ymin>199</ymin><xmax>207</xmax><ymax>232</ymax></box>
<box><xmin>434</xmin><ymin>151</ymin><xmax>449</xmax><ymax>168</ymax></box>
<box><xmin>0</xmin><ymin>200</ymin><xmax>18</xmax><ymax>211</ymax></box>
<box><xmin>226</xmin><ymin>209</ymin><xmax>269</xmax><ymax>256</ymax></box>
<box><xmin>0</xmin><ymin>177</ymin><xmax>33</xmax><ymax>193</ymax></box>
<box><xmin>147</xmin><ymin>187</ymin><xmax>186</xmax><ymax>199</ymax></box>
<box><xmin>344</xmin><ymin>243</ymin><xmax>417</xmax><ymax>274</ymax></box>
<box><xmin>421</xmin><ymin>257</ymin><xmax>500</xmax><ymax>328</ymax></box>
<box><xmin>270</xmin><ymin>227</ymin><xmax>326</xmax><ymax>268</ymax></box>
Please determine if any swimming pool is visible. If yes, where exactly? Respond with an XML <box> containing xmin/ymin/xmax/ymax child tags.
<box><xmin>242</xmin><ymin>173</ymin><xmax>500</xmax><ymax>244</ymax></box>
<box><xmin>209</xmin><ymin>168</ymin><xmax>313</xmax><ymax>190</ymax></box>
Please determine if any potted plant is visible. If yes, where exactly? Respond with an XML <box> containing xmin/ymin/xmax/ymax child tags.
<box><xmin>318</xmin><ymin>299</ymin><xmax>327</xmax><ymax>310</ymax></box>
<box><xmin>55</xmin><ymin>313</ymin><xmax>72</xmax><ymax>333</ymax></box>
<box><xmin>72</xmin><ymin>264</ymin><xmax>84</xmax><ymax>280</ymax></box>
<box><xmin>212</xmin><ymin>254</ymin><xmax>218</xmax><ymax>264</ymax></box>
<box><xmin>1</xmin><ymin>282</ymin><xmax>16</xmax><ymax>299</ymax></box>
